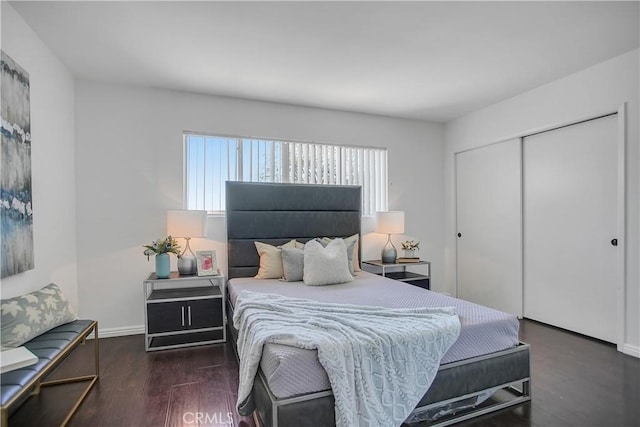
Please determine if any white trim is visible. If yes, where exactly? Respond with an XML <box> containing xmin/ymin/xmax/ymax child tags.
<box><xmin>182</xmin><ymin>133</ymin><xmax>188</xmax><ymax>208</ymax></box>
<box><xmin>457</xmin><ymin>107</ymin><xmax>621</xmax><ymax>153</ymax></box>
<box><xmin>518</xmin><ymin>137</ymin><xmax>524</xmax><ymax>320</ymax></box>
<box><xmin>621</xmin><ymin>344</ymin><xmax>640</xmax><ymax>359</ymax></box>
<box><xmin>453</xmin><ymin>154</ymin><xmax>459</xmax><ymax>298</ymax></box>
<box><xmin>95</xmin><ymin>325</ymin><xmax>145</xmax><ymax>339</ymax></box>
<box><xmin>616</xmin><ymin>103</ymin><xmax>627</xmax><ymax>353</ymax></box>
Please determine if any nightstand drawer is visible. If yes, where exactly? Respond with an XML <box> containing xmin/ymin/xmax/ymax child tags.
<box><xmin>189</xmin><ymin>299</ymin><xmax>223</xmax><ymax>329</ymax></box>
<box><xmin>147</xmin><ymin>299</ymin><xmax>223</xmax><ymax>334</ymax></box>
<box><xmin>405</xmin><ymin>278</ymin><xmax>430</xmax><ymax>290</ymax></box>
<box><xmin>147</xmin><ymin>301</ymin><xmax>186</xmax><ymax>333</ymax></box>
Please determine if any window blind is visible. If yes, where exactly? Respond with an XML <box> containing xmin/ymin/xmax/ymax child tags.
<box><xmin>184</xmin><ymin>133</ymin><xmax>388</xmax><ymax>215</ymax></box>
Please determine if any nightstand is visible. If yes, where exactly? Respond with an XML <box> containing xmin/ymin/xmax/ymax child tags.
<box><xmin>362</xmin><ymin>260</ymin><xmax>431</xmax><ymax>290</ymax></box>
<box><xmin>143</xmin><ymin>272</ymin><xmax>226</xmax><ymax>351</ymax></box>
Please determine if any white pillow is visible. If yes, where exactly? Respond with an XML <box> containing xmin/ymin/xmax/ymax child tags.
<box><xmin>320</xmin><ymin>234</ymin><xmax>361</xmax><ymax>272</ymax></box>
<box><xmin>254</xmin><ymin>240</ymin><xmax>297</xmax><ymax>279</ymax></box>
<box><xmin>303</xmin><ymin>239</ymin><xmax>353</xmax><ymax>286</ymax></box>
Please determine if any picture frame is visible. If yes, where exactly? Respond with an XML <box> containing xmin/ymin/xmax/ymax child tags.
<box><xmin>195</xmin><ymin>250</ymin><xmax>218</xmax><ymax>276</ymax></box>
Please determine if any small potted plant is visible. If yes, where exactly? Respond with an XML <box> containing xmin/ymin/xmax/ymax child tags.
<box><xmin>143</xmin><ymin>236</ymin><xmax>181</xmax><ymax>279</ymax></box>
<box><xmin>401</xmin><ymin>240</ymin><xmax>420</xmax><ymax>259</ymax></box>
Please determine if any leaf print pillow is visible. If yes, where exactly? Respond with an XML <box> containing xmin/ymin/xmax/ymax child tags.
<box><xmin>1</xmin><ymin>283</ymin><xmax>77</xmax><ymax>348</ymax></box>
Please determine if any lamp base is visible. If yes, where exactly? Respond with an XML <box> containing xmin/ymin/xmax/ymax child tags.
<box><xmin>177</xmin><ymin>255</ymin><xmax>197</xmax><ymax>275</ymax></box>
<box><xmin>381</xmin><ymin>234</ymin><xmax>397</xmax><ymax>264</ymax></box>
<box><xmin>178</xmin><ymin>238</ymin><xmax>197</xmax><ymax>275</ymax></box>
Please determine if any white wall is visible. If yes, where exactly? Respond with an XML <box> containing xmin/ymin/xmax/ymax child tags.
<box><xmin>0</xmin><ymin>3</ymin><xmax>78</xmax><ymax>308</ymax></box>
<box><xmin>74</xmin><ymin>82</ymin><xmax>444</xmax><ymax>334</ymax></box>
<box><xmin>444</xmin><ymin>49</ymin><xmax>640</xmax><ymax>355</ymax></box>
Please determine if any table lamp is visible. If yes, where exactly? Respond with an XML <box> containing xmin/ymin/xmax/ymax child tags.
<box><xmin>167</xmin><ymin>210</ymin><xmax>207</xmax><ymax>275</ymax></box>
<box><xmin>376</xmin><ymin>211</ymin><xmax>405</xmax><ymax>263</ymax></box>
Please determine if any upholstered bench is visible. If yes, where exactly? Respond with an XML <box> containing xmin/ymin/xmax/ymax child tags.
<box><xmin>1</xmin><ymin>319</ymin><xmax>99</xmax><ymax>426</ymax></box>
<box><xmin>1</xmin><ymin>284</ymin><xmax>100</xmax><ymax>426</ymax></box>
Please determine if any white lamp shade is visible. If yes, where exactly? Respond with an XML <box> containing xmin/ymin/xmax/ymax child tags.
<box><xmin>167</xmin><ymin>210</ymin><xmax>207</xmax><ymax>237</ymax></box>
<box><xmin>376</xmin><ymin>211</ymin><xmax>405</xmax><ymax>234</ymax></box>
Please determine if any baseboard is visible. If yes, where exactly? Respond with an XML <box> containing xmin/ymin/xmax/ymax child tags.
<box><xmin>86</xmin><ymin>325</ymin><xmax>145</xmax><ymax>339</ymax></box>
<box><xmin>83</xmin><ymin>325</ymin><xmax>640</xmax><ymax>358</ymax></box>
<box><xmin>621</xmin><ymin>343</ymin><xmax>640</xmax><ymax>358</ymax></box>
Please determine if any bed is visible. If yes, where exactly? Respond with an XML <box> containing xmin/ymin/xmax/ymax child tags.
<box><xmin>225</xmin><ymin>181</ymin><xmax>531</xmax><ymax>427</ymax></box>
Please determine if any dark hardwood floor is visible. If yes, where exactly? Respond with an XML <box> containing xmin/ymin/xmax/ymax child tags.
<box><xmin>8</xmin><ymin>319</ymin><xmax>639</xmax><ymax>427</ymax></box>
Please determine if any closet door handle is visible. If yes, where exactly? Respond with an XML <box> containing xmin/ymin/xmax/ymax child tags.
<box><xmin>181</xmin><ymin>306</ymin><xmax>185</xmax><ymax>326</ymax></box>
<box><xmin>611</xmin><ymin>238</ymin><xmax>618</xmax><ymax>246</ymax></box>
<box><xmin>457</xmin><ymin>233</ymin><xmax>462</xmax><ymax>238</ymax></box>
<box><xmin>188</xmin><ymin>306</ymin><xmax>192</xmax><ymax>326</ymax></box>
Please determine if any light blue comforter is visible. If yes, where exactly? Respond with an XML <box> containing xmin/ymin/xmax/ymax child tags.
<box><xmin>234</xmin><ymin>290</ymin><xmax>461</xmax><ymax>427</ymax></box>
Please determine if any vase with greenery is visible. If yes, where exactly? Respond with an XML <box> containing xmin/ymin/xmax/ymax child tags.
<box><xmin>143</xmin><ymin>236</ymin><xmax>181</xmax><ymax>279</ymax></box>
<box><xmin>400</xmin><ymin>240</ymin><xmax>420</xmax><ymax>259</ymax></box>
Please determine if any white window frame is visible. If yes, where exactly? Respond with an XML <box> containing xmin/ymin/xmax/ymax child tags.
<box><xmin>183</xmin><ymin>132</ymin><xmax>388</xmax><ymax>216</ymax></box>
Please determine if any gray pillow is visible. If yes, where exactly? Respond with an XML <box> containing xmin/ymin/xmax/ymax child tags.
<box><xmin>281</xmin><ymin>246</ymin><xmax>304</xmax><ymax>282</ymax></box>
<box><xmin>1</xmin><ymin>283</ymin><xmax>78</xmax><ymax>348</ymax></box>
<box><xmin>303</xmin><ymin>239</ymin><xmax>353</xmax><ymax>286</ymax></box>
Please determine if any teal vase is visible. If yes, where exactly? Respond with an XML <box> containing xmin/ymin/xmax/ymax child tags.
<box><xmin>155</xmin><ymin>253</ymin><xmax>170</xmax><ymax>279</ymax></box>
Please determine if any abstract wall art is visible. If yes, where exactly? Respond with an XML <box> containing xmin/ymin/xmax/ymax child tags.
<box><xmin>1</xmin><ymin>51</ymin><xmax>34</xmax><ymax>278</ymax></box>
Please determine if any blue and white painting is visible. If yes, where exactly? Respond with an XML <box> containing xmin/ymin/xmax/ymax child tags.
<box><xmin>1</xmin><ymin>51</ymin><xmax>34</xmax><ymax>278</ymax></box>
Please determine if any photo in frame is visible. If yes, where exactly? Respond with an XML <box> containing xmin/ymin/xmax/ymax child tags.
<box><xmin>196</xmin><ymin>250</ymin><xmax>218</xmax><ymax>276</ymax></box>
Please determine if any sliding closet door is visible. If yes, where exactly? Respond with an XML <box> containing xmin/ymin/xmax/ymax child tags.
<box><xmin>524</xmin><ymin>115</ymin><xmax>618</xmax><ymax>343</ymax></box>
<box><xmin>456</xmin><ymin>139</ymin><xmax>522</xmax><ymax>316</ymax></box>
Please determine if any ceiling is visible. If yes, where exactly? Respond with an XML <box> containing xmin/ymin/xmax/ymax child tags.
<box><xmin>9</xmin><ymin>1</ymin><xmax>639</xmax><ymax>122</ymax></box>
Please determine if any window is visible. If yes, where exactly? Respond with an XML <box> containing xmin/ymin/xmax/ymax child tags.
<box><xmin>184</xmin><ymin>133</ymin><xmax>388</xmax><ymax>215</ymax></box>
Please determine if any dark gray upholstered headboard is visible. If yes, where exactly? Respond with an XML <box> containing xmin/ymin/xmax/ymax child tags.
<box><xmin>226</xmin><ymin>181</ymin><xmax>361</xmax><ymax>279</ymax></box>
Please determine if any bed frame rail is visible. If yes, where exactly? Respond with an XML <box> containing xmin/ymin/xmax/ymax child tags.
<box><xmin>251</xmin><ymin>345</ymin><xmax>530</xmax><ymax>427</ymax></box>
<box><xmin>227</xmin><ymin>298</ymin><xmax>530</xmax><ymax>427</ymax></box>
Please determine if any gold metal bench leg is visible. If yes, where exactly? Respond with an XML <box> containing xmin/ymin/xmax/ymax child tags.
<box><xmin>30</xmin><ymin>381</ymin><xmax>41</xmax><ymax>396</ymax></box>
<box><xmin>40</xmin><ymin>322</ymin><xmax>100</xmax><ymax>427</ymax></box>
<box><xmin>1</xmin><ymin>321</ymin><xmax>100</xmax><ymax>427</ymax></box>
<box><xmin>94</xmin><ymin>326</ymin><xmax>100</xmax><ymax>379</ymax></box>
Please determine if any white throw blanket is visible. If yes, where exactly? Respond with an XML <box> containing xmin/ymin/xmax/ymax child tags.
<box><xmin>234</xmin><ymin>290</ymin><xmax>461</xmax><ymax>427</ymax></box>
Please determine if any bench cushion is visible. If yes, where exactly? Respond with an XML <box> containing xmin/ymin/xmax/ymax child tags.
<box><xmin>0</xmin><ymin>320</ymin><xmax>94</xmax><ymax>407</ymax></box>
